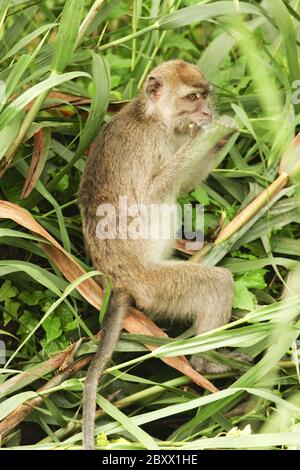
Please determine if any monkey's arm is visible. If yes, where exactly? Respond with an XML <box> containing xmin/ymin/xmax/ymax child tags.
<box><xmin>179</xmin><ymin>116</ymin><xmax>238</xmax><ymax>195</ymax></box>
<box><xmin>147</xmin><ymin>149</ymin><xmax>187</xmax><ymax>199</ymax></box>
<box><xmin>149</xmin><ymin>117</ymin><xmax>237</xmax><ymax>199</ymax></box>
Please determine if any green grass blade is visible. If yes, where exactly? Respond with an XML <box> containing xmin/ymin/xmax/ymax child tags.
<box><xmin>265</xmin><ymin>0</ymin><xmax>300</xmax><ymax>84</ymax></box>
<box><xmin>158</xmin><ymin>1</ymin><xmax>261</xmax><ymax>29</ymax></box>
<box><xmin>0</xmin><ymin>23</ymin><xmax>55</xmax><ymax>64</ymax></box>
<box><xmin>51</xmin><ymin>0</ymin><xmax>85</xmax><ymax>73</ymax></box>
<box><xmin>96</xmin><ymin>395</ymin><xmax>159</xmax><ymax>450</ymax></box>
<box><xmin>0</xmin><ymin>71</ymin><xmax>90</xmax><ymax>130</ymax></box>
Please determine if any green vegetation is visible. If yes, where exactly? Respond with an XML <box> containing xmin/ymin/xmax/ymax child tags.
<box><xmin>0</xmin><ymin>0</ymin><xmax>300</xmax><ymax>450</ymax></box>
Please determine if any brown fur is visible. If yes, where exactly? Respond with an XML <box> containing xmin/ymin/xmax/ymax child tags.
<box><xmin>79</xmin><ymin>60</ymin><xmax>234</xmax><ymax>449</ymax></box>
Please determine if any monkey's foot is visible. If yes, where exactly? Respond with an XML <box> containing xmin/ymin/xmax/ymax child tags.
<box><xmin>190</xmin><ymin>355</ymin><xmax>230</xmax><ymax>374</ymax></box>
<box><xmin>190</xmin><ymin>351</ymin><xmax>252</xmax><ymax>374</ymax></box>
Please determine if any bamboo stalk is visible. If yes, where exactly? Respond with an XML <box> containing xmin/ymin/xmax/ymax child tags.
<box><xmin>215</xmin><ymin>172</ymin><xmax>289</xmax><ymax>245</ymax></box>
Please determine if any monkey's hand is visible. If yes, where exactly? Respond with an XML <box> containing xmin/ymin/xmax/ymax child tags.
<box><xmin>178</xmin><ymin>116</ymin><xmax>238</xmax><ymax>194</ymax></box>
<box><xmin>204</xmin><ymin>115</ymin><xmax>238</xmax><ymax>149</ymax></box>
<box><xmin>215</xmin><ymin>115</ymin><xmax>238</xmax><ymax>130</ymax></box>
<box><xmin>192</xmin><ymin>115</ymin><xmax>238</xmax><ymax>134</ymax></box>
<box><xmin>186</xmin><ymin>115</ymin><xmax>238</xmax><ymax>164</ymax></box>
<box><xmin>211</xmin><ymin>116</ymin><xmax>238</xmax><ymax>152</ymax></box>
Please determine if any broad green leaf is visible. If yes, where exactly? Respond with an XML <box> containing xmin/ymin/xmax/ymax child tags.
<box><xmin>0</xmin><ymin>0</ymin><xmax>9</xmax><ymax>30</ymax></box>
<box><xmin>240</xmin><ymin>269</ymin><xmax>267</xmax><ymax>290</ymax></box>
<box><xmin>0</xmin><ymin>280</ymin><xmax>19</xmax><ymax>302</ymax></box>
<box><xmin>18</xmin><ymin>290</ymin><xmax>44</xmax><ymax>306</ymax></box>
<box><xmin>4</xmin><ymin>271</ymin><xmax>101</xmax><ymax>368</ymax></box>
<box><xmin>233</xmin><ymin>280</ymin><xmax>256</xmax><ymax>310</ymax></box>
<box><xmin>0</xmin><ymin>55</ymin><xmax>31</xmax><ymax>109</ymax></box>
<box><xmin>191</xmin><ymin>186</ymin><xmax>210</xmax><ymax>205</ymax></box>
<box><xmin>42</xmin><ymin>315</ymin><xmax>62</xmax><ymax>343</ymax></box>
<box><xmin>84</xmin><ymin>0</ymin><xmax>120</xmax><ymax>38</ymax></box>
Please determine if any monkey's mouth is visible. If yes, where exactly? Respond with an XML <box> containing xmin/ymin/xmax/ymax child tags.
<box><xmin>190</xmin><ymin>117</ymin><xmax>213</xmax><ymax>129</ymax></box>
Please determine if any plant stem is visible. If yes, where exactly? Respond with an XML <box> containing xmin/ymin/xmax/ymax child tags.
<box><xmin>215</xmin><ymin>172</ymin><xmax>288</xmax><ymax>245</ymax></box>
<box><xmin>76</xmin><ymin>0</ymin><xmax>105</xmax><ymax>48</ymax></box>
<box><xmin>138</xmin><ymin>30</ymin><xmax>167</xmax><ymax>89</ymax></box>
<box><xmin>3</xmin><ymin>85</ymin><xmax>53</xmax><ymax>165</ymax></box>
<box><xmin>97</xmin><ymin>23</ymin><xmax>159</xmax><ymax>51</ymax></box>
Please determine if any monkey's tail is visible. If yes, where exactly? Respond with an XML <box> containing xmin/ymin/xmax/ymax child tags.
<box><xmin>83</xmin><ymin>289</ymin><xmax>132</xmax><ymax>450</ymax></box>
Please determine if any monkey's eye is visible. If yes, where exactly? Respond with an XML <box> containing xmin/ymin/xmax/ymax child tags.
<box><xmin>185</xmin><ymin>92</ymin><xmax>200</xmax><ymax>101</ymax></box>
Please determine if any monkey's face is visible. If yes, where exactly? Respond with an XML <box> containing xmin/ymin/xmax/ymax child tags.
<box><xmin>172</xmin><ymin>84</ymin><xmax>213</xmax><ymax>134</ymax></box>
<box><xmin>144</xmin><ymin>60</ymin><xmax>213</xmax><ymax>135</ymax></box>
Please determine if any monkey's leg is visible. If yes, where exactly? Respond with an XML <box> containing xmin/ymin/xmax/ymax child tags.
<box><xmin>129</xmin><ymin>261</ymin><xmax>234</xmax><ymax>372</ymax></box>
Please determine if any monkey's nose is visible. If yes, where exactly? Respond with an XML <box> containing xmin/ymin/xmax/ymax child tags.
<box><xmin>202</xmin><ymin>108</ymin><xmax>213</xmax><ymax>120</ymax></box>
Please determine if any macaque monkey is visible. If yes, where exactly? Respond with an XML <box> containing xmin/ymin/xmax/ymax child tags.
<box><xmin>78</xmin><ymin>60</ymin><xmax>236</xmax><ymax>449</ymax></box>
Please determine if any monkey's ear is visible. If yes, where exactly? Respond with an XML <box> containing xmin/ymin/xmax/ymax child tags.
<box><xmin>145</xmin><ymin>76</ymin><xmax>163</xmax><ymax>100</ymax></box>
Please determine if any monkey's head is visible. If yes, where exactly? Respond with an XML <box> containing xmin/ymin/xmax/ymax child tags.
<box><xmin>143</xmin><ymin>60</ymin><xmax>213</xmax><ymax>134</ymax></box>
